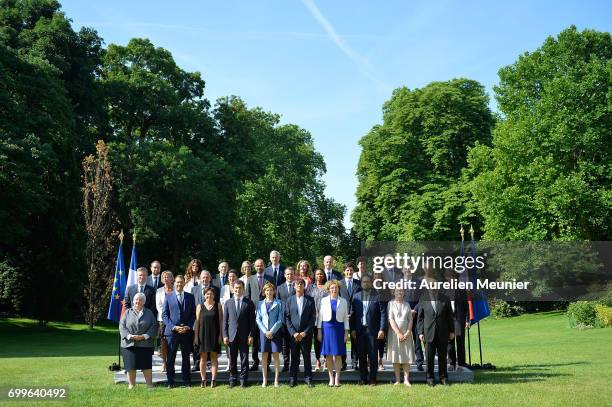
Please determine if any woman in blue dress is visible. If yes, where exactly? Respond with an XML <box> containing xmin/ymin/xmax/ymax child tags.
<box><xmin>317</xmin><ymin>279</ymin><xmax>349</xmax><ymax>387</ymax></box>
<box><xmin>256</xmin><ymin>282</ymin><xmax>284</xmax><ymax>387</ymax></box>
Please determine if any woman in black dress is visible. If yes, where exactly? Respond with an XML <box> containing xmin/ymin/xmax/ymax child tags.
<box><xmin>194</xmin><ymin>287</ymin><xmax>223</xmax><ymax>387</ymax></box>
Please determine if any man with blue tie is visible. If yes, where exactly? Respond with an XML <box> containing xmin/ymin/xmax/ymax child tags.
<box><xmin>264</xmin><ymin>250</ymin><xmax>286</xmax><ymax>287</ymax></box>
<box><xmin>223</xmin><ymin>280</ymin><xmax>255</xmax><ymax>388</ymax></box>
<box><xmin>323</xmin><ymin>255</ymin><xmax>343</xmax><ymax>282</ymax></box>
<box><xmin>276</xmin><ymin>267</ymin><xmax>296</xmax><ymax>372</ymax></box>
<box><xmin>213</xmin><ymin>261</ymin><xmax>229</xmax><ymax>290</ymax></box>
<box><xmin>147</xmin><ymin>260</ymin><xmax>163</xmax><ymax>291</ymax></box>
<box><xmin>340</xmin><ymin>262</ymin><xmax>361</xmax><ymax>370</ymax></box>
<box><xmin>285</xmin><ymin>278</ymin><xmax>316</xmax><ymax>387</ymax></box>
<box><xmin>162</xmin><ymin>275</ymin><xmax>196</xmax><ymax>388</ymax></box>
<box><xmin>350</xmin><ymin>274</ymin><xmax>387</xmax><ymax>385</ymax></box>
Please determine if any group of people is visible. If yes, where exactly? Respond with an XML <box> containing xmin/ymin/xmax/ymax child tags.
<box><xmin>119</xmin><ymin>251</ymin><xmax>469</xmax><ymax>389</ymax></box>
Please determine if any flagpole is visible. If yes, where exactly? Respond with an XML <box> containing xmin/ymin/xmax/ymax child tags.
<box><xmin>461</xmin><ymin>224</ymin><xmax>473</xmax><ymax>367</ymax></box>
<box><xmin>109</xmin><ymin>230</ymin><xmax>124</xmax><ymax>372</ymax></box>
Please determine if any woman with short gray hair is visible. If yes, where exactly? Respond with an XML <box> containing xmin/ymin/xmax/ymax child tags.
<box><xmin>119</xmin><ymin>292</ymin><xmax>158</xmax><ymax>389</ymax></box>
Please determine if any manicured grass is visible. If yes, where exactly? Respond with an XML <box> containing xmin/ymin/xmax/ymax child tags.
<box><xmin>0</xmin><ymin>312</ymin><xmax>611</xmax><ymax>406</ymax></box>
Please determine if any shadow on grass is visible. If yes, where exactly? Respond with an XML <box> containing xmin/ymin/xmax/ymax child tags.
<box><xmin>476</xmin><ymin>362</ymin><xmax>587</xmax><ymax>384</ymax></box>
<box><xmin>0</xmin><ymin>318</ymin><xmax>119</xmax><ymax>358</ymax></box>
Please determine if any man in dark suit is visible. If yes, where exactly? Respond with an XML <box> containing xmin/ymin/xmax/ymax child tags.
<box><xmin>147</xmin><ymin>260</ymin><xmax>163</xmax><ymax>291</ymax></box>
<box><xmin>223</xmin><ymin>280</ymin><xmax>255</xmax><ymax>388</ymax></box>
<box><xmin>276</xmin><ymin>267</ymin><xmax>296</xmax><ymax>372</ymax></box>
<box><xmin>322</xmin><ymin>255</ymin><xmax>343</xmax><ymax>282</ymax></box>
<box><xmin>245</xmin><ymin>258</ymin><xmax>272</xmax><ymax>371</ymax></box>
<box><xmin>350</xmin><ymin>274</ymin><xmax>387</xmax><ymax>385</ymax></box>
<box><xmin>212</xmin><ymin>261</ymin><xmax>230</xmax><ymax>290</ymax></box>
<box><xmin>417</xmin><ymin>277</ymin><xmax>455</xmax><ymax>386</ymax></box>
<box><xmin>162</xmin><ymin>275</ymin><xmax>196</xmax><ymax>387</ymax></box>
<box><xmin>264</xmin><ymin>250</ymin><xmax>286</xmax><ymax>287</ymax></box>
<box><xmin>284</xmin><ymin>278</ymin><xmax>316</xmax><ymax>387</ymax></box>
<box><xmin>340</xmin><ymin>262</ymin><xmax>361</xmax><ymax>370</ymax></box>
<box><xmin>125</xmin><ymin>267</ymin><xmax>156</xmax><ymax>316</ymax></box>
<box><xmin>443</xmin><ymin>269</ymin><xmax>469</xmax><ymax>369</ymax></box>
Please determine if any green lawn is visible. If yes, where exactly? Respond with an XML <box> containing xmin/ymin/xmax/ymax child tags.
<box><xmin>0</xmin><ymin>312</ymin><xmax>611</xmax><ymax>406</ymax></box>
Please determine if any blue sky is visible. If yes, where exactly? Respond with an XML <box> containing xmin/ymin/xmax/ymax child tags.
<box><xmin>62</xmin><ymin>0</ymin><xmax>611</xmax><ymax>228</ymax></box>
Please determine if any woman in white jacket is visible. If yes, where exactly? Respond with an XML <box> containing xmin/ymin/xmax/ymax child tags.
<box><xmin>317</xmin><ymin>279</ymin><xmax>349</xmax><ymax>387</ymax></box>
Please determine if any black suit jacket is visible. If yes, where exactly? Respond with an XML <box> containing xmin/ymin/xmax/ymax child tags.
<box><xmin>125</xmin><ymin>284</ymin><xmax>156</xmax><ymax>315</ymax></box>
<box><xmin>265</xmin><ymin>264</ymin><xmax>286</xmax><ymax>287</ymax></box>
<box><xmin>417</xmin><ymin>292</ymin><xmax>454</xmax><ymax>343</ymax></box>
<box><xmin>340</xmin><ymin>278</ymin><xmax>361</xmax><ymax>313</ymax></box>
<box><xmin>350</xmin><ymin>291</ymin><xmax>387</xmax><ymax>336</ymax></box>
<box><xmin>223</xmin><ymin>297</ymin><xmax>256</xmax><ymax>342</ymax></box>
<box><xmin>191</xmin><ymin>284</ymin><xmax>220</xmax><ymax>306</ymax></box>
<box><xmin>285</xmin><ymin>294</ymin><xmax>316</xmax><ymax>336</ymax></box>
<box><xmin>322</xmin><ymin>269</ymin><xmax>343</xmax><ymax>283</ymax></box>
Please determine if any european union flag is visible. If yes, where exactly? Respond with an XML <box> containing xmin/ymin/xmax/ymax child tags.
<box><xmin>107</xmin><ymin>240</ymin><xmax>126</xmax><ymax>323</ymax></box>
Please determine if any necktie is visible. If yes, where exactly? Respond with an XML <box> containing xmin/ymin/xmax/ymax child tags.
<box><xmin>288</xmin><ymin>283</ymin><xmax>293</xmax><ymax>295</ymax></box>
<box><xmin>139</xmin><ymin>285</ymin><xmax>143</xmax><ymax>293</ymax></box>
<box><xmin>258</xmin><ymin>275</ymin><xmax>263</xmax><ymax>290</ymax></box>
<box><xmin>274</xmin><ymin>267</ymin><xmax>278</xmax><ymax>283</ymax></box>
<box><xmin>327</xmin><ymin>271</ymin><xmax>331</xmax><ymax>281</ymax></box>
<box><xmin>348</xmin><ymin>280</ymin><xmax>352</xmax><ymax>294</ymax></box>
<box><xmin>178</xmin><ymin>293</ymin><xmax>183</xmax><ymax>308</ymax></box>
<box><xmin>235</xmin><ymin>299</ymin><xmax>241</xmax><ymax>317</ymax></box>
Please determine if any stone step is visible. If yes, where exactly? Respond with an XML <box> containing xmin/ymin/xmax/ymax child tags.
<box><xmin>114</xmin><ymin>352</ymin><xmax>474</xmax><ymax>384</ymax></box>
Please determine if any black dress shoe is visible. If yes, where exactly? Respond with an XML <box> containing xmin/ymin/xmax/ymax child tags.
<box><xmin>358</xmin><ymin>380</ymin><xmax>368</xmax><ymax>385</ymax></box>
<box><xmin>440</xmin><ymin>379</ymin><xmax>450</xmax><ymax>386</ymax></box>
<box><xmin>417</xmin><ymin>364</ymin><xmax>424</xmax><ymax>371</ymax></box>
<box><xmin>167</xmin><ymin>383</ymin><xmax>174</xmax><ymax>389</ymax></box>
<box><xmin>229</xmin><ymin>382</ymin><xmax>235</xmax><ymax>388</ymax></box>
<box><xmin>369</xmin><ymin>380</ymin><xmax>377</xmax><ymax>386</ymax></box>
<box><xmin>289</xmin><ymin>381</ymin><xmax>296</xmax><ymax>388</ymax></box>
<box><xmin>427</xmin><ymin>379</ymin><xmax>435</xmax><ymax>387</ymax></box>
<box><xmin>240</xmin><ymin>381</ymin><xmax>248</xmax><ymax>388</ymax></box>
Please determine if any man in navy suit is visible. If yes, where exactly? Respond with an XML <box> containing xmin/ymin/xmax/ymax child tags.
<box><xmin>284</xmin><ymin>278</ymin><xmax>316</xmax><ymax>387</ymax></box>
<box><xmin>264</xmin><ymin>250</ymin><xmax>286</xmax><ymax>287</ymax></box>
<box><xmin>276</xmin><ymin>267</ymin><xmax>296</xmax><ymax>372</ymax></box>
<box><xmin>212</xmin><ymin>261</ymin><xmax>230</xmax><ymax>290</ymax></box>
<box><xmin>125</xmin><ymin>267</ymin><xmax>156</xmax><ymax>316</ymax></box>
<box><xmin>162</xmin><ymin>275</ymin><xmax>196</xmax><ymax>387</ymax></box>
<box><xmin>223</xmin><ymin>280</ymin><xmax>255</xmax><ymax>388</ymax></box>
<box><xmin>340</xmin><ymin>262</ymin><xmax>361</xmax><ymax>370</ymax></box>
<box><xmin>322</xmin><ymin>255</ymin><xmax>343</xmax><ymax>282</ymax></box>
<box><xmin>147</xmin><ymin>260</ymin><xmax>163</xmax><ymax>290</ymax></box>
<box><xmin>351</xmin><ymin>274</ymin><xmax>387</xmax><ymax>385</ymax></box>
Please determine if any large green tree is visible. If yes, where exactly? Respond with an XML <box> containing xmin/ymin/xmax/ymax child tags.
<box><xmin>0</xmin><ymin>0</ymin><xmax>103</xmax><ymax>321</ymax></box>
<box><xmin>470</xmin><ymin>26</ymin><xmax>611</xmax><ymax>240</ymax></box>
<box><xmin>352</xmin><ymin>79</ymin><xmax>494</xmax><ymax>241</ymax></box>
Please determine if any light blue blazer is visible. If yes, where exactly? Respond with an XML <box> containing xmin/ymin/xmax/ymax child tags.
<box><xmin>256</xmin><ymin>299</ymin><xmax>284</xmax><ymax>334</ymax></box>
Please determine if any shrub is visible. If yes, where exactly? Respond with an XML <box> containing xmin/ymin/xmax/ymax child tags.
<box><xmin>567</xmin><ymin>301</ymin><xmax>599</xmax><ymax>328</ymax></box>
<box><xmin>491</xmin><ymin>300</ymin><xmax>524</xmax><ymax>319</ymax></box>
<box><xmin>595</xmin><ymin>304</ymin><xmax>612</xmax><ymax>327</ymax></box>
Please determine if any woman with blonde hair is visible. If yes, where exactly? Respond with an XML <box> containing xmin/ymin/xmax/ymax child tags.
<box><xmin>256</xmin><ymin>282</ymin><xmax>284</xmax><ymax>387</ymax></box>
<box><xmin>239</xmin><ymin>260</ymin><xmax>253</xmax><ymax>285</ymax></box>
<box><xmin>317</xmin><ymin>279</ymin><xmax>349</xmax><ymax>387</ymax></box>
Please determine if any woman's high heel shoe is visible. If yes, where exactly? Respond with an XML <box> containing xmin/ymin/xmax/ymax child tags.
<box><xmin>200</xmin><ymin>379</ymin><xmax>207</xmax><ymax>388</ymax></box>
<box><xmin>210</xmin><ymin>380</ymin><xmax>216</xmax><ymax>388</ymax></box>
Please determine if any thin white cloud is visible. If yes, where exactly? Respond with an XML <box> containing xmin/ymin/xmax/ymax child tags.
<box><xmin>300</xmin><ymin>0</ymin><xmax>390</xmax><ymax>93</ymax></box>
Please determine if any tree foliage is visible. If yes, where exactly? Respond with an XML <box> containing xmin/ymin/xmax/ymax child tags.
<box><xmin>352</xmin><ymin>79</ymin><xmax>494</xmax><ymax>241</ymax></box>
